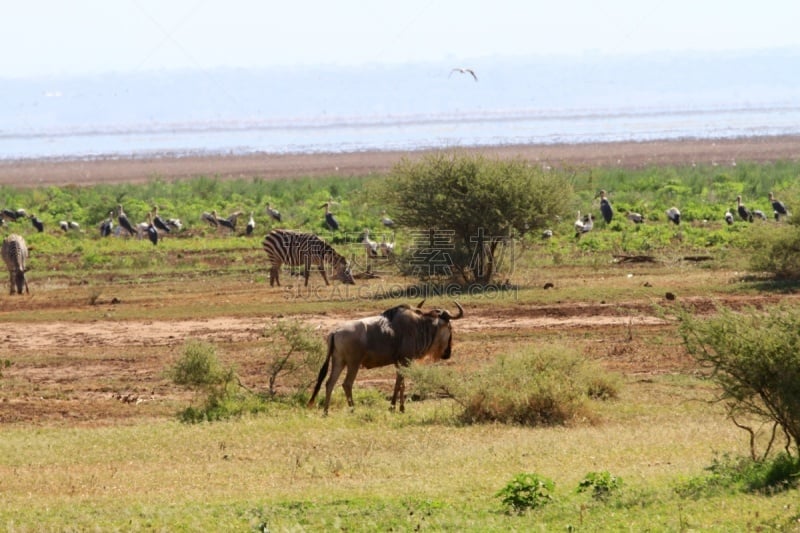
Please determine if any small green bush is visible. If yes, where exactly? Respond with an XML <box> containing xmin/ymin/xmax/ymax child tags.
<box><xmin>675</xmin><ymin>452</ymin><xmax>800</xmax><ymax>498</ymax></box>
<box><xmin>261</xmin><ymin>321</ymin><xmax>326</xmax><ymax>397</ymax></box>
<box><xmin>496</xmin><ymin>473</ymin><xmax>555</xmax><ymax>514</ymax></box>
<box><xmin>168</xmin><ymin>340</ymin><xmax>260</xmax><ymax>423</ymax></box>
<box><xmin>168</xmin><ymin>340</ymin><xmax>231</xmax><ymax>389</ymax></box>
<box><xmin>577</xmin><ymin>471</ymin><xmax>624</xmax><ymax>501</ymax></box>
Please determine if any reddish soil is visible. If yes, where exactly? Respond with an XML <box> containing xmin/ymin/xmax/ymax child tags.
<box><xmin>1</xmin><ymin>138</ymin><xmax>798</xmax><ymax>425</ymax></box>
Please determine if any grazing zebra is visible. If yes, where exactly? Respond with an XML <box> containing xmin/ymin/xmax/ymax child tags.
<box><xmin>262</xmin><ymin>229</ymin><xmax>355</xmax><ymax>287</ymax></box>
<box><xmin>2</xmin><ymin>234</ymin><xmax>29</xmax><ymax>295</ymax></box>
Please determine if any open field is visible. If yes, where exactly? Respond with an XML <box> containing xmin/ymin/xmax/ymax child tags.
<box><xmin>1</xmin><ymin>139</ymin><xmax>799</xmax><ymax>530</ymax></box>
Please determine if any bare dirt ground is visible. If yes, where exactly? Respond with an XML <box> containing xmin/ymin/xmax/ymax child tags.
<box><xmin>1</xmin><ymin>137</ymin><xmax>798</xmax><ymax>424</ymax></box>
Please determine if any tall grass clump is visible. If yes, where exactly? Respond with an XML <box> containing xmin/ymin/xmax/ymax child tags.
<box><xmin>168</xmin><ymin>340</ymin><xmax>265</xmax><ymax>423</ymax></box>
<box><xmin>406</xmin><ymin>345</ymin><xmax>620</xmax><ymax>425</ymax></box>
<box><xmin>748</xmin><ymin>215</ymin><xmax>800</xmax><ymax>279</ymax></box>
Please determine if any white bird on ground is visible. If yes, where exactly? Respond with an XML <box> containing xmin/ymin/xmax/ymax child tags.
<box><xmin>626</xmin><ymin>211</ymin><xmax>644</xmax><ymax>224</ymax></box>
<box><xmin>246</xmin><ymin>212</ymin><xmax>255</xmax><ymax>235</ymax></box>
<box><xmin>362</xmin><ymin>229</ymin><xmax>379</xmax><ymax>258</ymax></box>
<box><xmin>266</xmin><ymin>203</ymin><xmax>282</xmax><ymax>222</ymax></box>
<box><xmin>379</xmin><ymin>235</ymin><xmax>395</xmax><ymax>257</ymax></box>
<box><xmin>381</xmin><ymin>210</ymin><xmax>395</xmax><ymax>228</ymax></box>
<box><xmin>724</xmin><ymin>209</ymin><xmax>735</xmax><ymax>225</ymax></box>
<box><xmin>574</xmin><ymin>211</ymin><xmax>585</xmax><ymax>234</ymax></box>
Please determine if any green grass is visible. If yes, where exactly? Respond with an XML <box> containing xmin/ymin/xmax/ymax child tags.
<box><xmin>1</xmin><ymin>161</ymin><xmax>800</xmax><ymax>530</ymax></box>
<box><xmin>0</xmin><ymin>383</ymin><xmax>797</xmax><ymax>530</ymax></box>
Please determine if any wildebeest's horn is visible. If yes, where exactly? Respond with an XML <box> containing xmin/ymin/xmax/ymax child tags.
<box><xmin>441</xmin><ymin>301</ymin><xmax>464</xmax><ymax>320</ymax></box>
<box><xmin>416</xmin><ymin>299</ymin><xmax>426</xmax><ymax>308</ymax></box>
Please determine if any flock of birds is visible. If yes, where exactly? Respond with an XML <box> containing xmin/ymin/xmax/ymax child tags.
<box><xmin>0</xmin><ymin>200</ymin><xmax>397</xmax><ymax>257</ymax></box>
<box><xmin>569</xmin><ymin>190</ymin><xmax>790</xmax><ymax>239</ymax></box>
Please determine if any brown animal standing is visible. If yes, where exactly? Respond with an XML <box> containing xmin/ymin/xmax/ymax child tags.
<box><xmin>308</xmin><ymin>300</ymin><xmax>464</xmax><ymax>414</ymax></box>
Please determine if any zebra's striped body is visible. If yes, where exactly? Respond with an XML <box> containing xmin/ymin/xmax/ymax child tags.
<box><xmin>2</xmin><ymin>234</ymin><xmax>29</xmax><ymax>295</ymax></box>
<box><xmin>262</xmin><ymin>229</ymin><xmax>355</xmax><ymax>287</ymax></box>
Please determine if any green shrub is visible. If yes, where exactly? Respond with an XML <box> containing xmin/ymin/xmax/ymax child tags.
<box><xmin>678</xmin><ymin>305</ymin><xmax>800</xmax><ymax>456</ymax></box>
<box><xmin>168</xmin><ymin>340</ymin><xmax>231</xmax><ymax>389</ymax></box>
<box><xmin>675</xmin><ymin>452</ymin><xmax>800</xmax><ymax>498</ymax></box>
<box><xmin>577</xmin><ymin>471</ymin><xmax>624</xmax><ymax>501</ymax></box>
<box><xmin>749</xmin><ymin>220</ymin><xmax>800</xmax><ymax>279</ymax></box>
<box><xmin>261</xmin><ymin>320</ymin><xmax>326</xmax><ymax>397</ymax></box>
<box><xmin>405</xmin><ymin>345</ymin><xmax>619</xmax><ymax>426</ymax></box>
<box><xmin>168</xmin><ymin>340</ymin><xmax>258</xmax><ymax>423</ymax></box>
<box><xmin>496</xmin><ymin>473</ymin><xmax>555</xmax><ymax>514</ymax></box>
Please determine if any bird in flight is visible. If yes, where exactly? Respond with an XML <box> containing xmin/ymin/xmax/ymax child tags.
<box><xmin>449</xmin><ymin>67</ymin><xmax>478</xmax><ymax>81</ymax></box>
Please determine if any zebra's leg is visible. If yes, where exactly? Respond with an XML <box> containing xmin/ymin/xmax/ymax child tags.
<box><xmin>318</xmin><ymin>265</ymin><xmax>330</xmax><ymax>286</ymax></box>
<box><xmin>269</xmin><ymin>266</ymin><xmax>280</xmax><ymax>287</ymax></box>
<box><xmin>7</xmin><ymin>271</ymin><xmax>13</xmax><ymax>295</ymax></box>
<box><xmin>21</xmin><ymin>271</ymin><xmax>28</xmax><ymax>295</ymax></box>
<box><xmin>303</xmin><ymin>257</ymin><xmax>312</xmax><ymax>286</ymax></box>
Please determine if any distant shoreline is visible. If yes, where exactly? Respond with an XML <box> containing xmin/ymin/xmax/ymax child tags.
<box><xmin>2</xmin><ymin>135</ymin><xmax>799</xmax><ymax>188</ymax></box>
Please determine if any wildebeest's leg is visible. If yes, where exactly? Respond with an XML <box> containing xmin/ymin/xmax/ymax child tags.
<box><xmin>324</xmin><ymin>354</ymin><xmax>346</xmax><ymax>415</ymax></box>
<box><xmin>341</xmin><ymin>359</ymin><xmax>361</xmax><ymax>411</ymax></box>
<box><xmin>308</xmin><ymin>334</ymin><xmax>333</xmax><ymax>409</ymax></box>
<box><xmin>390</xmin><ymin>363</ymin><xmax>406</xmax><ymax>413</ymax></box>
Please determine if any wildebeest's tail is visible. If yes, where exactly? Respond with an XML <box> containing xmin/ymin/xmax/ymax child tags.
<box><xmin>307</xmin><ymin>333</ymin><xmax>334</xmax><ymax>408</ymax></box>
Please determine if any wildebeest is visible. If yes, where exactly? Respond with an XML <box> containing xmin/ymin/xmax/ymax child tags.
<box><xmin>308</xmin><ymin>300</ymin><xmax>464</xmax><ymax>414</ymax></box>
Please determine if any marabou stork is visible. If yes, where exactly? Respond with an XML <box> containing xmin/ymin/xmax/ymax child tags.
<box><xmin>99</xmin><ymin>211</ymin><xmax>114</xmax><ymax>237</ymax></box>
<box><xmin>596</xmin><ymin>190</ymin><xmax>613</xmax><ymax>224</ymax></box>
<box><xmin>736</xmin><ymin>195</ymin><xmax>753</xmax><ymax>222</ymax></box>
<box><xmin>770</xmin><ymin>192</ymin><xmax>789</xmax><ymax>221</ymax></box>
<box><xmin>665</xmin><ymin>207</ymin><xmax>681</xmax><ymax>225</ymax></box>
<box><xmin>29</xmin><ymin>214</ymin><xmax>44</xmax><ymax>232</ymax></box>
<box><xmin>322</xmin><ymin>202</ymin><xmax>339</xmax><ymax>231</ymax></box>
<box><xmin>145</xmin><ymin>213</ymin><xmax>158</xmax><ymax>246</ymax></box>
<box><xmin>151</xmin><ymin>206</ymin><xmax>171</xmax><ymax>233</ymax></box>
<box><xmin>117</xmin><ymin>204</ymin><xmax>137</xmax><ymax>236</ymax></box>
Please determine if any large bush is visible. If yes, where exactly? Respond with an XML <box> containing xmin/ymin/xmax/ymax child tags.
<box><xmin>749</xmin><ymin>216</ymin><xmax>800</xmax><ymax>279</ymax></box>
<box><xmin>381</xmin><ymin>152</ymin><xmax>572</xmax><ymax>284</ymax></box>
<box><xmin>679</xmin><ymin>305</ymin><xmax>800</xmax><ymax>457</ymax></box>
<box><xmin>405</xmin><ymin>345</ymin><xmax>619</xmax><ymax>425</ymax></box>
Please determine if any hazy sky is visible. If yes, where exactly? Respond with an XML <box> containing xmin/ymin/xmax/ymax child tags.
<box><xmin>3</xmin><ymin>0</ymin><xmax>799</xmax><ymax>78</ymax></box>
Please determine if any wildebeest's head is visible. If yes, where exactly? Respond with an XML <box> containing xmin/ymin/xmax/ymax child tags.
<box><xmin>422</xmin><ymin>302</ymin><xmax>464</xmax><ymax>360</ymax></box>
<box><xmin>389</xmin><ymin>301</ymin><xmax>464</xmax><ymax>362</ymax></box>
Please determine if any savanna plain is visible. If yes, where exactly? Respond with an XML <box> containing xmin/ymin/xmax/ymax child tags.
<box><xmin>1</xmin><ymin>139</ymin><xmax>800</xmax><ymax>531</ymax></box>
